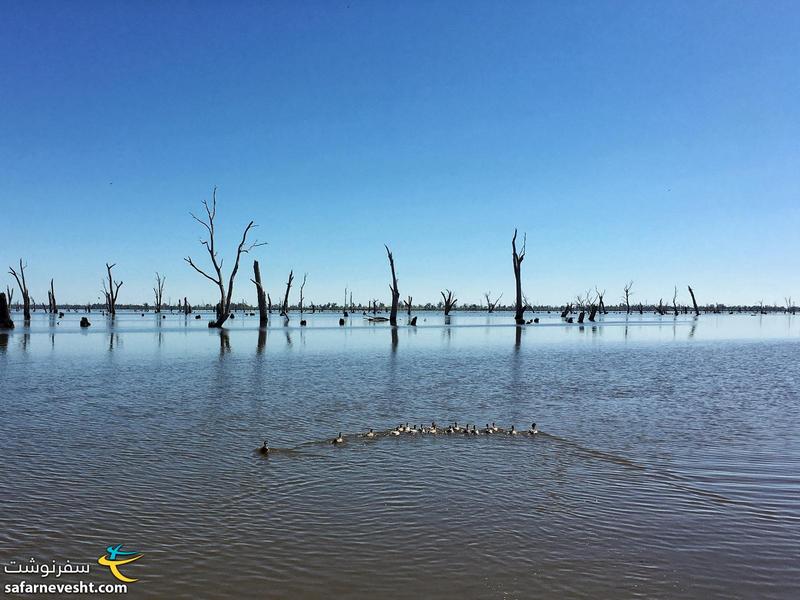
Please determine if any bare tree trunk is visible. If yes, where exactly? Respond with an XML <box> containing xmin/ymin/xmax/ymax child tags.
<box><xmin>184</xmin><ymin>297</ymin><xmax>191</xmax><ymax>315</ymax></box>
<box><xmin>0</xmin><ymin>292</ymin><xmax>13</xmax><ymax>329</ymax></box>
<box><xmin>267</xmin><ymin>293</ymin><xmax>272</xmax><ymax>314</ymax></box>
<box><xmin>102</xmin><ymin>263</ymin><xmax>123</xmax><ymax>316</ymax></box>
<box><xmin>404</xmin><ymin>295</ymin><xmax>412</xmax><ymax>316</ymax></box>
<box><xmin>48</xmin><ymin>279</ymin><xmax>57</xmax><ymax>313</ymax></box>
<box><xmin>385</xmin><ymin>245</ymin><xmax>400</xmax><ymax>326</ymax></box>
<box><xmin>688</xmin><ymin>285</ymin><xmax>700</xmax><ymax>316</ymax></box>
<box><xmin>9</xmin><ymin>260</ymin><xmax>31</xmax><ymax>321</ymax></box>
<box><xmin>252</xmin><ymin>260</ymin><xmax>268</xmax><ymax>326</ymax></box>
<box><xmin>440</xmin><ymin>289</ymin><xmax>457</xmax><ymax>316</ymax></box>
<box><xmin>512</xmin><ymin>229</ymin><xmax>526</xmax><ymax>324</ymax></box>
<box><xmin>588</xmin><ymin>303</ymin><xmax>598</xmax><ymax>321</ymax></box>
<box><xmin>299</xmin><ymin>273</ymin><xmax>307</xmax><ymax>315</ymax></box>
<box><xmin>281</xmin><ymin>271</ymin><xmax>294</xmax><ymax>318</ymax></box>
<box><xmin>672</xmin><ymin>286</ymin><xmax>679</xmax><ymax>316</ymax></box>
<box><xmin>184</xmin><ymin>187</ymin><xmax>265</xmax><ymax>328</ymax></box>
<box><xmin>623</xmin><ymin>281</ymin><xmax>633</xmax><ymax>315</ymax></box>
<box><xmin>153</xmin><ymin>273</ymin><xmax>165</xmax><ymax>313</ymax></box>
<box><xmin>343</xmin><ymin>288</ymin><xmax>349</xmax><ymax>316</ymax></box>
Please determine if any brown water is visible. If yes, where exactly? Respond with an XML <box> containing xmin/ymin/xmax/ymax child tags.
<box><xmin>1</xmin><ymin>311</ymin><xmax>799</xmax><ymax>598</ymax></box>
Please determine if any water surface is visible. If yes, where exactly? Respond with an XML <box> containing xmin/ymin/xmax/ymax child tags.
<box><xmin>1</xmin><ymin>311</ymin><xmax>798</xmax><ymax>598</ymax></box>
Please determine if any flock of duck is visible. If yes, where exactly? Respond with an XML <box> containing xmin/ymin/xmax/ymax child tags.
<box><xmin>258</xmin><ymin>421</ymin><xmax>538</xmax><ymax>454</ymax></box>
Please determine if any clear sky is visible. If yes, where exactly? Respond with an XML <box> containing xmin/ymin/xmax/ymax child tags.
<box><xmin>2</xmin><ymin>0</ymin><xmax>798</xmax><ymax>308</ymax></box>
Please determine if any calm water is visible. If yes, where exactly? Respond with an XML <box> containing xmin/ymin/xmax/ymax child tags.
<box><xmin>1</xmin><ymin>311</ymin><xmax>799</xmax><ymax>599</ymax></box>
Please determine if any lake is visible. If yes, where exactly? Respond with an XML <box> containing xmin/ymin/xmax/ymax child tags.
<box><xmin>1</xmin><ymin>311</ymin><xmax>798</xmax><ymax>599</ymax></box>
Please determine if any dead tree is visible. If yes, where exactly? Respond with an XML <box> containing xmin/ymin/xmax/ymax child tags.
<box><xmin>623</xmin><ymin>281</ymin><xmax>633</xmax><ymax>315</ymax></box>
<box><xmin>688</xmin><ymin>285</ymin><xmax>700</xmax><ymax>317</ymax></box>
<box><xmin>404</xmin><ymin>295</ymin><xmax>413</xmax><ymax>316</ymax></box>
<box><xmin>786</xmin><ymin>296</ymin><xmax>795</xmax><ymax>315</ymax></box>
<box><xmin>672</xmin><ymin>286</ymin><xmax>679</xmax><ymax>316</ymax></box>
<box><xmin>512</xmin><ymin>229</ymin><xmax>527</xmax><ymax>324</ymax></box>
<box><xmin>184</xmin><ymin>187</ymin><xmax>265</xmax><ymax>327</ymax></box>
<box><xmin>8</xmin><ymin>259</ymin><xmax>31</xmax><ymax>321</ymax></box>
<box><xmin>102</xmin><ymin>263</ymin><xmax>123</xmax><ymax>316</ymax></box>
<box><xmin>252</xmin><ymin>260</ymin><xmax>268</xmax><ymax>326</ymax></box>
<box><xmin>561</xmin><ymin>303</ymin><xmax>572</xmax><ymax>319</ymax></box>
<box><xmin>596</xmin><ymin>287</ymin><xmax>606</xmax><ymax>314</ymax></box>
<box><xmin>0</xmin><ymin>292</ymin><xmax>13</xmax><ymax>329</ymax></box>
<box><xmin>267</xmin><ymin>293</ymin><xmax>273</xmax><ymax>314</ymax></box>
<box><xmin>656</xmin><ymin>298</ymin><xmax>665</xmax><ymax>316</ymax></box>
<box><xmin>5</xmin><ymin>286</ymin><xmax>13</xmax><ymax>307</ymax></box>
<box><xmin>47</xmin><ymin>279</ymin><xmax>58</xmax><ymax>314</ymax></box>
<box><xmin>485</xmin><ymin>292</ymin><xmax>502</xmax><ymax>313</ymax></box>
<box><xmin>184</xmin><ymin>297</ymin><xmax>192</xmax><ymax>315</ymax></box>
<box><xmin>441</xmin><ymin>289</ymin><xmax>457</xmax><ymax>316</ymax></box>
<box><xmin>343</xmin><ymin>288</ymin><xmax>349</xmax><ymax>316</ymax></box>
<box><xmin>385</xmin><ymin>245</ymin><xmax>400</xmax><ymax>326</ymax></box>
<box><xmin>153</xmin><ymin>273</ymin><xmax>165</xmax><ymax>313</ymax></box>
<box><xmin>299</xmin><ymin>273</ymin><xmax>308</xmax><ymax>315</ymax></box>
<box><xmin>280</xmin><ymin>271</ymin><xmax>294</xmax><ymax>318</ymax></box>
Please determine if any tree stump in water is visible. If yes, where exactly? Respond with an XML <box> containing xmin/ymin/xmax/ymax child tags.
<box><xmin>339</xmin><ymin>318</ymin><xmax>345</xmax><ymax>326</ymax></box>
<box><xmin>79</xmin><ymin>317</ymin><xmax>91</xmax><ymax>328</ymax></box>
<box><xmin>577</xmin><ymin>311</ymin><xmax>585</xmax><ymax>324</ymax></box>
<box><xmin>0</xmin><ymin>293</ymin><xmax>14</xmax><ymax>329</ymax></box>
<box><xmin>410</xmin><ymin>316</ymin><xmax>418</xmax><ymax>326</ymax></box>
<box><xmin>300</xmin><ymin>320</ymin><xmax>307</xmax><ymax>326</ymax></box>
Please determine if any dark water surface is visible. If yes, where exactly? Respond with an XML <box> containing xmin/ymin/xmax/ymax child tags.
<box><xmin>1</xmin><ymin>311</ymin><xmax>799</xmax><ymax>599</ymax></box>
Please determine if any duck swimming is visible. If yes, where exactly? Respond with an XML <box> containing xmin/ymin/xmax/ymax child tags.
<box><xmin>332</xmin><ymin>432</ymin><xmax>344</xmax><ymax>444</ymax></box>
<box><xmin>366</xmin><ymin>428</ymin><xmax>376</xmax><ymax>438</ymax></box>
<box><xmin>258</xmin><ymin>440</ymin><xmax>270</xmax><ymax>455</ymax></box>
<box><xmin>528</xmin><ymin>423</ymin><xmax>538</xmax><ymax>435</ymax></box>
<box><xmin>483</xmin><ymin>423</ymin><xmax>493</xmax><ymax>435</ymax></box>
<box><xmin>508</xmin><ymin>425</ymin><xmax>518</xmax><ymax>436</ymax></box>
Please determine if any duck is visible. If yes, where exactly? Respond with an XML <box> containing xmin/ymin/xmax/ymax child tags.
<box><xmin>508</xmin><ymin>425</ymin><xmax>518</xmax><ymax>436</ymax></box>
<box><xmin>390</xmin><ymin>427</ymin><xmax>401</xmax><ymax>436</ymax></box>
<box><xmin>491</xmin><ymin>422</ymin><xmax>499</xmax><ymax>433</ymax></box>
<box><xmin>483</xmin><ymin>423</ymin><xmax>493</xmax><ymax>435</ymax></box>
<box><xmin>408</xmin><ymin>425</ymin><xmax>418</xmax><ymax>434</ymax></box>
<box><xmin>471</xmin><ymin>425</ymin><xmax>479</xmax><ymax>435</ymax></box>
<box><xmin>528</xmin><ymin>423</ymin><xmax>538</xmax><ymax>435</ymax></box>
<box><xmin>429</xmin><ymin>422</ymin><xmax>438</xmax><ymax>435</ymax></box>
<box><xmin>332</xmin><ymin>432</ymin><xmax>344</xmax><ymax>445</ymax></box>
<box><xmin>258</xmin><ymin>440</ymin><xmax>270</xmax><ymax>455</ymax></box>
<box><xmin>366</xmin><ymin>428</ymin><xmax>376</xmax><ymax>438</ymax></box>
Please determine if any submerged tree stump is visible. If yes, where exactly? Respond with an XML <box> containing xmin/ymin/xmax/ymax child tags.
<box><xmin>79</xmin><ymin>317</ymin><xmax>91</xmax><ymax>328</ymax></box>
<box><xmin>0</xmin><ymin>293</ymin><xmax>14</xmax><ymax>329</ymax></box>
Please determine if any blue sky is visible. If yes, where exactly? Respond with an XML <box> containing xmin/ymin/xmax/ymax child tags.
<box><xmin>2</xmin><ymin>0</ymin><xmax>798</xmax><ymax>307</ymax></box>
